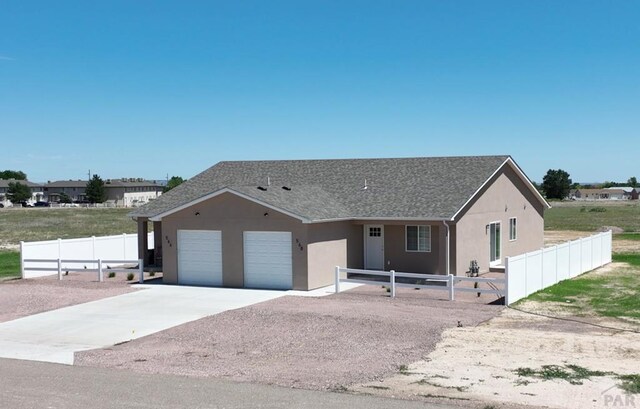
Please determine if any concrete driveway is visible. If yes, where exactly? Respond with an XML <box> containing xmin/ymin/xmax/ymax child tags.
<box><xmin>0</xmin><ymin>285</ymin><xmax>286</xmax><ymax>365</ymax></box>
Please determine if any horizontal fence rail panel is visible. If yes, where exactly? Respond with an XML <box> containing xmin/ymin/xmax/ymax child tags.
<box><xmin>505</xmin><ymin>231</ymin><xmax>612</xmax><ymax>305</ymax></box>
<box><xmin>335</xmin><ymin>267</ymin><xmax>502</xmax><ymax>302</ymax></box>
<box><xmin>21</xmin><ymin>233</ymin><xmax>152</xmax><ymax>278</ymax></box>
<box><xmin>20</xmin><ymin>258</ymin><xmax>143</xmax><ymax>283</ymax></box>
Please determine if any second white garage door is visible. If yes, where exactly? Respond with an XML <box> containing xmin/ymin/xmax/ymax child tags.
<box><xmin>177</xmin><ymin>230</ymin><xmax>223</xmax><ymax>286</ymax></box>
<box><xmin>243</xmin><ymin>231</ymin><xmax>293</xmax><ymax>290</ymax></box>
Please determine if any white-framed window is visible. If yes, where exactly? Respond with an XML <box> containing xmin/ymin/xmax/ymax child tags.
<box><xmin>406</xmin><ymin>225</ymin><xmax>431</xmax><ymax>252</ymax></box>
<box><xmin>509</xmin><ymin>217</ymin><xmax>517</xmax><ymax>241</ymax></box>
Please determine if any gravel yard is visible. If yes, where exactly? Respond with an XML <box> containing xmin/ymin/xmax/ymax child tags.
<box><xmin>76</xmin><ymin>286</ymin><xmax>501</xmax><ymax>390</ymax></box>
<box><xmin>0</xmin><ymin>272</ymin><xmax>158</xmax><ymax>323</ymax></box>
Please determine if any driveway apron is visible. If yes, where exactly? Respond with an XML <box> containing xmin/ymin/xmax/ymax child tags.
<box><xmin>0</xmin><ymin>285</ymin><xmax>285</xmax><ymax>365</ymax></box>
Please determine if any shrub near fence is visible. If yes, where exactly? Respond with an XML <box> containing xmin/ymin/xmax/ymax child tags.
<box><xmin>20</xmin><ymin>233</ymin><xmax>153</xmax><ymax>278</ymax></box>
<box><xmin>505</xmin><ymin>230</ymin><xmax>612</xmax><ymax>304</ymax></box>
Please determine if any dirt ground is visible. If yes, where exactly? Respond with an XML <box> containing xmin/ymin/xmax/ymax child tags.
<box><xmin>353</xmin><ymin>306</ymin><xmax>639</xmax><ymax>409</ymax></box>
<box><xmin>76</xmin><ymin>287</ymin><xmax>501</xmax><ymax>391</ymax></box>
<box><xmin>544</xmin><ymin>230</ymin><xmax>640</xmax><ymax>253</ymax></box>
<box><xmin>353</xmin><ymin>234</ymin><xmax>640</xmax><ymax>408</ymax></box>
<box><xmin>0</xmin><ymin>272</ymin><xmax>160</xmax><ymax>323</ymax></box>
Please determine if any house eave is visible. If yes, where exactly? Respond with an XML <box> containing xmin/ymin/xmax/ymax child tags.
<box><xmin>450</xmin><ymin>157</ymin><xmax>550</xmax><ymax>221</ymax></box>
<box><xmin>148</xmin><ymin>188</ymin><xmax>311</xmax><ymax>223</ymax></box>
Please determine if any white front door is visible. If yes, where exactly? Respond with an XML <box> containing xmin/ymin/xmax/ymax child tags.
<box><xmin>365</xmin><ymin>225</ymin><xmax>384</xmax><ymax>270</ymax></box>
<box><xmin>489</xmin><ymin>222</ymin><xmax>501</xmax><ymax>266</ymax></box>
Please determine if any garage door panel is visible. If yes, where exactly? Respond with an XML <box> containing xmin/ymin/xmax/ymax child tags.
<box><xmin>178</xmin><ymin>230</ymin><xmax>223</xmax><ymax>286</ymax></box>
<box><xmin>243</xmin><ymin>231</ymin><xmax>292</xmax><ymax>290</ymax></box>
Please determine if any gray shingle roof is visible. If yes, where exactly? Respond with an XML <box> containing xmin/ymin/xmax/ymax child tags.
<box><xmin>130</xmin><ymin>156</ymin><xmax>513</xmax><ymax>221</ymax></box>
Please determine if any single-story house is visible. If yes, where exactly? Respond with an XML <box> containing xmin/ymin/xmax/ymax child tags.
<box><xmin>573</xmin><ymin>188</ymin><xmax>627</xmax><ymax>200</ymax></box>
<box><xmin>130</xmin><ymin>155</ymin><xmax>550</xmax><ymax>291</ymax></box>
<box><xmin>604</xmin><ymin>187</ymin><xmax>639</xmax><ymax>200</ymax></box>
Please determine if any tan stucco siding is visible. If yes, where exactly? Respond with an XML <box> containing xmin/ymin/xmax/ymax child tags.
<box><xmin>161</xmin><ymin>193</ymin><xmax>309</xmax><ymax>290</ymax></box>
<box><xmin>306</xmin><ymin>221</ymin><xmax>362</xmax><ymax>289</ymax></box>
<box><xmin>383</xmin><ymin>224</ymin><xmax>442</xmax><ymax>274</ymax></box>
<box><xmin>454</xmin><ymin>165</ymin><xmax>545</xmax><ymax>275</ymax></box>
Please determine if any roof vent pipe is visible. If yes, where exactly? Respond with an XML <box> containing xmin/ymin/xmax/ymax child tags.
<box><xmin>267</xmin><ymin>176</ymin><xmax>271</xmax><ymax>186</ymax></box>
<box><xmin>363</xmin><ymin>179</ymin><xmax>368</xmax><ymax>190</ymax></box>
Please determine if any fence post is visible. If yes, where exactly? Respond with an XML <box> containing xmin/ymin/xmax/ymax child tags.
<box><xmin>98</xmin><ymin>259</ymin><xmax>103</xmax><ymax>282</ymax></box>
<box><xmin>390</xmin><ymin>270</ymin><xmax>396</xmax><ymax>298</ymax></box>
<box><xmin>57</xmin><ymin>258</ymin><xmax>62</xmax><ymax>280</ymax></box>
<box><xmin>504</xmin><ymin>257</ymin><xmax>510</xmax><ymax>305</ymax></box>
<box><xmin>123</xmin><ymin>233</ymin><xmax>128</xmax><ymax>259</ymax></box>
<box><xmin>335</xmin><ymin>266</ymin><xmax>341</xmax><ymax>293</ymax></box>
<box><xmin>448</xmin><ymin>274</ymin><xmax>454</xmax><ymax>301</ymax></box>
<box><xmin>138</xmin><ymin>259</ymin><xmax>144</xmax><ymax>284</ymax></box>
<box><xmin>57</xmin><ymin>238</ymin><xmax>62</xmax><ymax>261</ymax></box>
<box><xmin>19</xmin><ymin>241</ymin><xmax>25</xmax><ymax>279</ymax></box>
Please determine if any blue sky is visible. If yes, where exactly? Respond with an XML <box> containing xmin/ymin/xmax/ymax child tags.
<box><xmin>1</xmin><ymin>1</ymin><xmax>638</xmax><ymax>183</ymax></box>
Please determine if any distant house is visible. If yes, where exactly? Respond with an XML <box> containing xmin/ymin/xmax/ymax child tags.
<box><xmin>605</xmin><ymin>187</ymin><xmax>639</xmax><ymax>200</ymax></box>
<box><xmin>130</xmin><ymin>155</ymin><xmax>549</xmax><ymax>291</ymax></box>
<box><xmin>0</xmin><ymin>179</ymin><xmax>45</xmax><ymax>206</ymax></box>
<box><xmin>573</xmin><ymin>188</ymin><xmax>627</xmax><ymax>200</ymax></box>
<box><xmin>103</xmin><ymin>178</ymin><xmax>163</xmax><ymax>207</ymax></box>
<box><xmin>44</xmin><ymin>180</ymin><xmax>88</xmax><ymax>203</ymax></box>
<box><xmin>44</xmin><ymin>178</ymin><xmax>163</xmax><ymax>207</ymax></box>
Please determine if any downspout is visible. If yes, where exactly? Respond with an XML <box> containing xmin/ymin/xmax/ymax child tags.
<box><xmin>442</xmin><ymin>220</ymin><xmax>450</xmax><ymax>276</ymax></box>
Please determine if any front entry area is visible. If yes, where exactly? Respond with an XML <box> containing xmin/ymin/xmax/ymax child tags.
<box><xmin>177</xmin><ymin>230</ymin><xmax>223</xmax><ymax>286</ymax></box>
<box><xmin>364</xmin><ymin>225</ymin><xmax>384</xmax><ymax>270</ymax></box>
<box><xmin>243</xmin><ymin>231</ymin><xmax>293</xmax><ymax>290</ymax></box>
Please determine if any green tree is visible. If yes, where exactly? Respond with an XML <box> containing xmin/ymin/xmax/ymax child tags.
<box><xmin>7</xmin><ymin>182</ymin><xmax>32</xmax><ymax>203</ymax></box>
<box><xmin>58</xmin><ymin>192</ymin><xmax>73</xmax><ymax>204</ymax></box>
<box><xmin>85</xmin><ymin>175</ymin><xmax>107</xmax><ymax>203</ymax></box>
<box><xmin>542</xmin><ymin>169</ymin><xmax>572</xmax><ymax>200</ymax></box>
<box><xmin>163</xmin><ymin>176</ymin><xmax>185</xmax><ymax>193</ymax></box>
<box><xmin>628</xmin><ymin>177</ymin><xmax>638</xmax><ymax>188</ymax></box>
<box><xmin>0</xmin><ymin>170</ymin><xmax>27</xmax><ymax>180</ymax></box>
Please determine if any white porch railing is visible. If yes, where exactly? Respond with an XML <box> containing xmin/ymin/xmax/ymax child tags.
<box><xmin>334</xmin><ymin>267</ymin><xmax>505</xmax><ymax>301</ymax></box>
<box><xmin>21</xmin><ymin>258</ymin><xmax>144</xmax><ymax>283</ymax></box>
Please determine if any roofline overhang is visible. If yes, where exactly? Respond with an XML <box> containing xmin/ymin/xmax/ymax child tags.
<box><xmin>148</xmin><ymin>187</ymin><xmax>311</xmax><ymax>223</ymax></box>
<box><xmin>450</xmin><ymin>157</ymin><xmax>551</xmax><ymax>221</ymax></box>
<box><xmin>306</xmin><ymin>216</ymin><xmax>453</xmax><ymax>224</ymax></box>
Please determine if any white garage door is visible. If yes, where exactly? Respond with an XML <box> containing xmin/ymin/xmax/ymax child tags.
<box><xmin>177</xmin><ymin>230</ymin><xmax>223</xmax><ymax>286</ymax></box>
<box><xmin>243</xmin><ymin>231</ymin><xmax>292</xmax><ymax>290</ymax></box>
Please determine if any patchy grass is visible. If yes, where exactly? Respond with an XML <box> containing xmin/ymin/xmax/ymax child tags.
<box><xmin>0</xmin><ymin>251</ymin><xmax>20</xmax><ymax>279</ymax></box>
<box><xmin>525</xmin><ymin>255</ymin><xmax>640</xmax><ymax>320</ymax></box>
<box><xmin>615</xmin><ymin>233</ymin><xmax>640</xmax><ymax>241</ymax></box>
<box><xmin>0</xmin><ymin>208</ymin><xmax>138</xmax><ymax>246</ymax></box>
<box><xmin>619</xmin><ymin>374</ymin><xmax>640</xmax><ymax>394</ymax></box>
<box><xmin>515</xmin><ymin>365</ymin><xmax>640</xmax><ymax>393</ymax></box>
<box><xmin>545</xmin><ymin>203</ymin><xmax>640</xmax><ymax>232</ymax></box>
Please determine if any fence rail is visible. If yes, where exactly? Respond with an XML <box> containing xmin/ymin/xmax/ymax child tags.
<box><xmin>334</xmin><ymin>267</ymin><xmax>505</xmax><ymax>301</ymax></box>
<box><xmin>22</xmin><ymin>258</ymin><xmax>144</xmax><ymax>283</ymax></box>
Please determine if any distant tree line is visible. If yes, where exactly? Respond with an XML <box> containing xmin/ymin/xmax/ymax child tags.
<box><xmin>538</xmin><ymin>169</ymin><xmax>638</xmax><ymax>200</ymax></box>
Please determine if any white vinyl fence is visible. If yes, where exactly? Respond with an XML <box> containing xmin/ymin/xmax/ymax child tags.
<box><xmin>505</xmin><ymin>230</ymin><xmax>612</xmax><ymax>304</ymax></box>
<box><xmin>20</xmin><ymin>233</ymin><xmax>153</xmax><ymax>279</ymax></box>
<box><xmin>334</xmin><ymin>267</ymin><xmax>506</xmax><ymax>300</ymax></box>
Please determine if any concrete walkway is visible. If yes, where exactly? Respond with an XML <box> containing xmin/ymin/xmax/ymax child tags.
<box><xmin>0</xmin><ymin>285</ymin><xmax>285</xmax><ymax>365</ymax></box>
